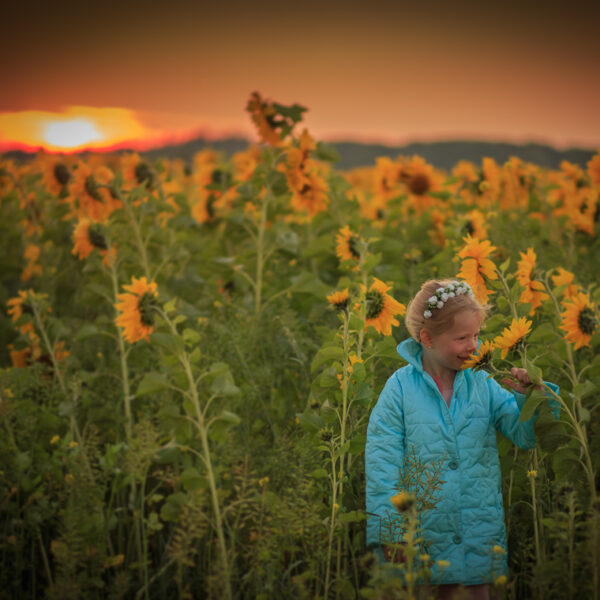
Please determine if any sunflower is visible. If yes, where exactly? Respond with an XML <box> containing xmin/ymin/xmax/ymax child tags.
<box><xmin>21</xmin><ymin>243</ymin><xmax>42</xmax><ymax>281</ymax></box>
<box><xmin>284</xmin><ymin>129</ymin><xmax>315</xmax><ymax>191</ymax></box>
<box><xmin>560</xmin><ymin>292</ymin><xmax>597</xmax><ymax>350</ymax></box>
<box><xmin>289</xmin><ymin>168</ymin><xmax>329</xmax><ymax>217</ymax></box>
<box><xmin>516</xmin><ymin>248</ymin><xmax>548</xmax><ymax>314</ymax></box>
<box><xmin>364</xmin><ymin>278</ymin><xmax>406</xmax><ymax>336</ymax></box>
<box><xmin>456</xmin><ymin>236</ymin><xmax>498</xmax><ymax>304</ymax></box>
<box><xmin>551</xmin><ymin>267</ymin><xmax>579</xmax><ymax>300</ymax></box>
<box><xmin>399</xmin><ymin>155</ymin><xmax>445</xmax><ymax>215</ymax></box>
<box><xmin>494</xmin><ymin>317</ymin><xmax>532</xmax><ymax>359</ymax></box>
<box><xmin>462</xmin><ymin>339</ymin><xmax>496</xmax><ymax>371</ymax></box>
<box><xmin>72</xmin><ymin>218</ymin><xmax>115</xmax><ymax>266</ymax></box>
<box><xmin>39</xmin><ymin>154</ymin><xmax>72</xmax><ymax>197</ymax></box>
<box><xmin>114</xmin><ymin>277</ymin><xmax>159</xmax><ymax>344</ymax></box>
<box><xmin>7</xmin><ymin>290</ymin><xmax>37</xmax><ymax>338</ymax></box>
<box><xmin>336</xmin><ymin>225</ymin><xmax>362</xmax><ymax>263</ymax></box>
<box><xmin>71</xmin><ymin>161</ymin><xmax>118</xmax><ymax>221</ymax></box>
<box><xmin>327</xmin><ymin>288</ymin><xmax>350</xmax><ymax>312</ymax></box>
<box><xmin>245</xmin><ymin>91</ymin><xmax>283</xmax><ymax>146</ymax></box>
<box><xmin>464</xmin><ymin>209</ymin><xmax>488</xmax><ymax>240</ymax></box>
<box><xmin>120</xmin><ymin>153</ymin><xmax>156</xmax><ymax>191</ymax></box>
<box><xmin>587</xmin><ymin>150</ymin><xmax>600</xmax><ymax>186</ymax></box>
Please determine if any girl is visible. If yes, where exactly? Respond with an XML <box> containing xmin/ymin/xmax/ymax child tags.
<box><xmin>365</xmin><ymin>279</ymin><xmax>558</xmax><ymax>599</ymax></box>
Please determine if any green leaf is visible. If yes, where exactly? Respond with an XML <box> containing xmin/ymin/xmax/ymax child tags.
<box><xmin>338</xmin><ymin>510</ymin><xmax>367</xmax><ymax>523</ymax></box>
<box><xmin>136</xmin><ymin>373</ymin><xmax>170</xmax><ymax>397</ymax></box>
<box><xmin>152</xmin><ymin>332</ymin><xmax>185</xmax><ymax>356</ymax></box>
<box><xmin>572</xmin><ymin>380</ymin><xmax>597</xmax><ymax>400</ymax></box>
<box><xmin>499</xmin><ymin>258</ymin><xmax>511</xmax><ymax>274</ymax></box>
<box><xmin>519</xmin><ymin>389</ymin><xmax>545</xmax><ymax>422</ymax></box>
<box><xmin>524</xmin><ymin>358</ymin><xmax>543</xmax><ymax>385</ymax></box>
<box><xmin>348</xmin><ymin>433</ymin><xmax>366</xmax><ymax>455</ymax></box>
<box><xmin>74</xmin><ymin>324</ymin><xmax>100</xmax><ymax>341</ymax></box>
<box><xmin>528</xmin><ymin>323</ymin><xmax>556</xmax><ymax>344</ymax></box>
<box><xmin>552</xmin><ymin>448</ymin><xmax>580</xmax><ymax>480</ymax></box>
<box><xmin>311</xmin><ymin>345</ymin><xmax>345</xmax><ymax>372</ymax></box>
<box><xmin>180</xmin><ymin>467</ymin><xmax>205</xmax><ymax>491</ymax></box>
<box><xmin>314</xmin><ymin>141</ymin><xmax>340</xmax><ymax>163</ymax></box>
<box><xmin>310</xmin><ymin>468</ymin><xmax>329</xmax><ymax>479</ymax></box>
<box><xmin>160</xmin><ymin>492</ymin><xmax>187</xmax><ymax>522</ymax></box>
<box><xmin>295</xmin><ymin>412</ymin><xmax>324</xmax><ymax>432</ymax></box>
<box><xmin>183</xmin><ymin>328</ymin><xmax>202</xmax><ymax>345</ymax></box>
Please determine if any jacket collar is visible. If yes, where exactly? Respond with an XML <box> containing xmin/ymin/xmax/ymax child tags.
<box><xmin>397</xmin><ymin>337</ymin><xmax>424</xmax><ymax>370</ymax></box>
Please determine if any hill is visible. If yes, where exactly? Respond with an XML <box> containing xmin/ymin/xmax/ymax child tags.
<box><xmin>3</xmin><ymin>137</ymin><xmax>596</xmax><ymax>171</ymax></box>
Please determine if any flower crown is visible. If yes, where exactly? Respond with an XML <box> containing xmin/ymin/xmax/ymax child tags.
<box><xmin>423</xmin><ymin>281</ymin><xmax>474</xmax><ymax>319</ymax></box>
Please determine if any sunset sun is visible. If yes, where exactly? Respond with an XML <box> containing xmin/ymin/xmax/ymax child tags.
<box><xmin>43</xmin><ymin>118</ymin><xmax>104</xmax><ymax>149</ymax></box>
<box><xmin>0</xmin><ymin>106</ymin><xmax>151</xmax><ymax>153</ymax></box>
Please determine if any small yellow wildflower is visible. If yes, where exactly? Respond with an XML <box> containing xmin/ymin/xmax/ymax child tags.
<box><xmin>493</xmin><ymin>545</ymin><xmax>506</xmax><ymax>554</ymax></box>
<box><xmin>50</xmin><ymin>435</ymin><xmax>60</xmax><ymax>445</ymax></box>
<box><xmin>68</xmin><ymin>441</ymin><xmax>79</xmax><ymax>449</ymax></box>
<box><xmin>334</xmin><ymin>503</ymin><xmax>339</xmax><ymax>510</ymax></box>
<box><xmin>495</xmin><ymin>575</ymin><xmax>508</xmax><ymax>586</ymax></box>
<box><xmin>419</xmin><ymin>553</ymin><xmax>430</xmax><ymax>562</ymax></box>
<box><xmin>390</xmin><ymin>491</ymin><xmax>416</xmax><ymax>512</ymax></box>
<box><xmin>527</xmin><ymin>469</ymin><xmax>537</xmax><ymax>478</ymax></box>
<box><xmin>258</xmin><ymin>476</ymin><xmax>269</xmax><ymax>487</ymax></box>
<box><xmin>437</xmin><ymin>560</ymin><xmax>450</xmax><ymax>569</ymax></box>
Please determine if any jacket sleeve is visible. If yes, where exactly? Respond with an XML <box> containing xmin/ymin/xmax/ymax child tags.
<box><xmin>365</xmin><ymin>373</ymin><xmax>405</xmax><ymax>548</ymax></box>
<box><xmin>487</xmin><ymin>376</ymin><xmax>560</xmax><ymax>450</ymax></box>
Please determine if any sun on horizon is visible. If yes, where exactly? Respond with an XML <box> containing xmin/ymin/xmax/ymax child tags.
<box><xmin>0</xmin><ymin>106</ymin><xmax>151</xmax><ymax>153</ymax></box>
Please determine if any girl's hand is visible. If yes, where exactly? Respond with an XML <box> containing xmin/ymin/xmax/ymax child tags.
<box><xmin>502</xmin><ymin>367</ymin><xmax>536</xmax><ymax>394</ymax></box>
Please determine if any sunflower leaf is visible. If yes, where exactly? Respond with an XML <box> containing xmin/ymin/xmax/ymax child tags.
<box><xmin>136</xmin><ymin>372</ymin><xmax>170</xmax><ymax>397</ymax></box>
<box><xmin>311</xmin><ymin>346</ymin><xmax>345</xmax><ymax>372</ymax></box>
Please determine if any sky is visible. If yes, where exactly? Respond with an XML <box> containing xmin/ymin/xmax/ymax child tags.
<box><xmin>2</xmin><ymin>0</ymin><xmax>600</xmax><ymax>152</ymax></box>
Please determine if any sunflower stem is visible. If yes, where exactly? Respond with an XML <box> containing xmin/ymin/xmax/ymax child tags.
<box><xmin>161</xmin><ymin>310</ymin><xmax>232</xmax><ymax>600</ymax></box>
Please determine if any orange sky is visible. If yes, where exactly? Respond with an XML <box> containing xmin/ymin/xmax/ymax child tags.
<box><xmin>3</xmin><ymin>0</ymin><xmax>600</xmax><ymax>152</ymax></box>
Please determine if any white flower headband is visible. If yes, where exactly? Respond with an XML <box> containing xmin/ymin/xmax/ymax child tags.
<box><xmin>423</xmin><ymin>281</ymin><xmax>474</xmax><ymax>319</ymax></box>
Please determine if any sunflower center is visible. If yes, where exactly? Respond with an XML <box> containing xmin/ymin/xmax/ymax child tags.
<box><xmin>578</xmin><ymin>307</ymin><xmax>596</xmax><ymax>335</ymax></box>
<box><xmin>54</xmin><ymin>164</ymin><xmax>71</xmax><ymax>186</ymax></box>
<box><xmin>348</xmin><ymin>235</ymin><xmax>361</xmax><ymax>259</ymax></box>
<box><xmin>134</xmin><ymin>163</ymin><xmax>155</xmax><ymax>188</ymax></box>
<box><xmin>409</xmin><ymin>174</ymin><xmax>431</xmax><ymax>196</ymax></box>
<box><xmin>366</xmin><ymin>290</ymin><xmax>385</xmax><ymax>320</ymax></box>
<box><xmin>84</xmin><ymin>175</ymin><xmax>103</xmax><ymax>202</ymax></box>
<box><xmin>87</xmin><ymin>224</ymin><xmax>107</xmax><ymax>250</ymax></box>
<box><xmin>464</xmin><ymin>220</ymin><xmax>475</xmax><ymax>236</ymax></box>
<box><xmin>138</xmin><ymin>293</ymin><xmax>157</xmax><ymax>327</ymax></box>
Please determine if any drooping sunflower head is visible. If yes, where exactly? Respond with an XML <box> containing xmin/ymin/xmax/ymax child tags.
<box><xmin>327</xmin><ymin>289</ymin><xmax>350</xmax><ymax>312</ymax></box>
<box><xmin>493</xmin><ymin>317</ymin><xmax>532</xmax><ymax>359</ymax></box>
<box><xmin>336</xmin><ymin>225</ymin><xmax>362</xmax><ymax>263</ymax></box>
<box><xmin>461</xmin><ymin>339</ymin><xmax>496</xmax><ymax>371</ymax></box>
<box><xmin>364</xmin><ymin>278</ymin><xmax>406</xmax><ymax>336</ymax></box>
<box><xmin>560</xmin><ymin>292</ymin><xmax>598</xmax><ymax>350</ymax></box>
<box><xmin>114</xmin><ymin>277</ymin><xmax>159</xmax><ymax>344</ymax></box>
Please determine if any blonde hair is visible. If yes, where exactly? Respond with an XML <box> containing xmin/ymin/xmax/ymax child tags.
<box><xmin>405</xmin><ymin>279</ymin><xmax>488</xmax><ymax>342</ymax></box>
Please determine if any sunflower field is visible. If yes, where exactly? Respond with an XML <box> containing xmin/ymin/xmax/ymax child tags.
<box><xmin>1</xmin><ymin>92</ymin><xmax>600</xmax><ymax>600</ymax></box>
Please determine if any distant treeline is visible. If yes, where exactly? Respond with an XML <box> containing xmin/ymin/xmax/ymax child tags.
<box><xmin>4</xmin><ymin>137</ymin><xmax>597</xmax><ymax>171</ymax></box>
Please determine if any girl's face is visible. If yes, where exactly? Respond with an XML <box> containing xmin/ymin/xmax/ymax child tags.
<box><xmin>423</xmin><ymin>309</ymin><xmax>481</xmax><ymax>373</ymax></box>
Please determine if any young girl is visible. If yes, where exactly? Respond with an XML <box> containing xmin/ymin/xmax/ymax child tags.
<box><xmin>365</xmin><ymin>279</ymin><xmax>558</xmax><ymax>599</ymax></box>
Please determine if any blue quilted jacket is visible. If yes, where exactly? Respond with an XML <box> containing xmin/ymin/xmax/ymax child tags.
<box><xmin>365</xmin><ymin>338</ymin><xmax>558</xmax><ymax>585</ymax></box>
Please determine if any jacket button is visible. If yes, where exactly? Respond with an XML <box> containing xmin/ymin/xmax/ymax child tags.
<box><xmin>449</xmin><ymin>461</ymin><xmax>458</xmax><ymax>470</ymax></box>
<box><xmin>453</xmin><ymin>534</ymin><xmax>462</xmax><ymax>544</ymax></box>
